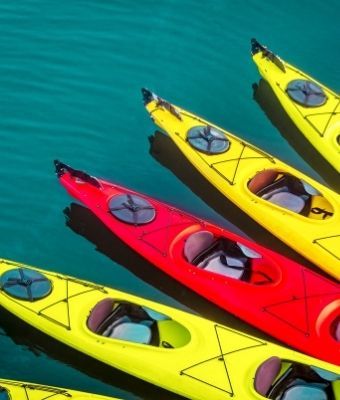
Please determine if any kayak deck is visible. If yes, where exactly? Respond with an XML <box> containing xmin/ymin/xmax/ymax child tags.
<box><xmin>55</xmin><ymin>161</ymin><xmax>340</xmax><ymax>365</ymax></box>
<box><xmin>141</xmin><ymin>90</ymin><xmax>340</xmax><ymax>281</ymax></box>
<box><xmin>251</xmin><ymin>38</ymin><xmax>340</xmax><ymax>173</ymax></box>
<box><xmin>0</xmin><ymin>259</ymin><xmax>339</xmax><ymax>399</ymax></box>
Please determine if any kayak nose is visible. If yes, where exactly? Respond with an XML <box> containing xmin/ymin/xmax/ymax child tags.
<box><xmin>251</xmin><ymin>38</ymin><xmax>262</xmax><ymax>55</ymax></box>
<box><xmin>54</xmin><ymin>159</ymin><xmax>69</xmax><ymax>177</ymax></box>
<box><xmin>141</xmin><ymin>88</ymin><xmax>156</xmax><ymax>105</ymax></box>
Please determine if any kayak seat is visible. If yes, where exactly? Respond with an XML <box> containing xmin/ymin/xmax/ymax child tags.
<box><xmin>87</xmin><ymin>299</ymin><xmax>165</xmax><ymax>345</ymax></box>
<box><xmin>249</xmin><ymin>171</ymin><xmax>310</xmax><ymax>214</ymax></box>
<box><xmin>184</xmin><ymin>231</ymin><xmax>215</xmax><ymax>263</ymax></box>
<box><xmin>248</xmin><ymin>170</ymin><xmax>333</xmax><ymax>219</ymax></box>
<box><xmin>279</xmin><ymin>385</ymin><xmax>327</xmax><ymax>400</ymax></box>
<box><xmin>184</xmin><ymin>231</ymin><xmax>251</xmax><ymax>280</ymax></box>
<box><xmin>254</xmin><ymin>356</ymin><xmax>281</xmax><ymax>396</ymax></box>
<box><xmin>105</xmin><ymin>319</ymin><xmax>152</xmax><ymax>344</ymax></box>
<box><xmin>87</xmin><ymin>298</ymin><xmax>115</xmax><ymax>333</ymax></box>
<box><xmin>255</xmin><ymin>357</ymin><xmax>337</xmax><ymax>399</ymax></box>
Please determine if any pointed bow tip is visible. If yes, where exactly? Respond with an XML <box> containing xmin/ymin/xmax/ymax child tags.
<box><xmin>251</xmin><ymin>38</ymin><xmax>262</xmax><ymax>55</ymax></box>
<box><xmin>141</xmin><ymin>87</ymin><xmax>156</xmax><ymax>105</ymax></box>
<box><xmin>54</xmin><ymin>159</ymin><xmax>68</xmax><ymax>177</ymax></box>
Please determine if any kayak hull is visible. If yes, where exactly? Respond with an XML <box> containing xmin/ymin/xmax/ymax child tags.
<box><xmin>0</xmin><ymin>259</ymin><xmax>339</xmax><ymax>399</ymax></box>
<box><xmin>56</xmin><ymin>162</ymin><xmax>340</xmax><ymax>365</ymax></box>
<box><xmin>251</xmin><ymin>39</ymin><xmax>340</xmax><ymax>173</ymax></box>
<box><xmin>142</xmin><ymin>90</ymin><xmax>340</xmax><ymax>280</ymax></box>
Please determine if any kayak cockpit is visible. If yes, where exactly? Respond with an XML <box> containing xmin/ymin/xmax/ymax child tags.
<box><xmin>0</xmin><ymin>388</ymin><xmax>9</xmax><ymax>400</ymax></box>
<box><xmin>87</xmin><ymin>298</ymin><xmax>190</xmax><ymax>348</ymax></box>
<box><xmin>183</xmin><ymin>230</ymin><xmax>278</xmax><ymax>285</ymax></box>
<box><xmin>248</xmin><ymin>169</ymin><xmax>333</xmax><ymax>219</ymax></box>
<box><xmin>254</xmin><ymin>356</ymin><xmax>339</xmax><ymax>399</ymax></box>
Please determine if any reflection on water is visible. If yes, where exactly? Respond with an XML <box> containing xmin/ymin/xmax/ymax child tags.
<box><xmin>252</xmin><ymin>79</ymin><xmax>340</xmax><ymax>192</ymax></box>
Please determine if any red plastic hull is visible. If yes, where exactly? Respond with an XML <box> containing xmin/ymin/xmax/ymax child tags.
<box><xmin>57</xmin><ymin>165</ymin><xmax>340</xmax><ymax>365</ymax></box>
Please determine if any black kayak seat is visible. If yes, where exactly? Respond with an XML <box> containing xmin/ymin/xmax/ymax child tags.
<box><xmin>263</xmin><ymin>191</ymin><xmax>305</xmax><ymax>213</ymax></box>
<box><xmin>87</xmin><ymin>298</ymin><xmax>115</xmax><ymax>333</ymax></box>
<box><xmin>184</xmin><ymin>231</ymin><xmax>250</xmax><ymax>280</ymax></box>
<box><xmin>248</xmin><ymin>170</ymin><xmax>313</xmax><ymax>215</ymax></box>
<box><xmin>254</xmin><ymin>357</ymin><xmax>338</xmax><ymax>399</ymax></box>
<box><xmin>87</xmin><ymin>299</ymin><xmax>165</xmax><ymax>345</ymax></box>
<box><xmin>184</xmin><ymin>231</ymin><xmax>215</xmax><ymax>263</ymax></box>
<box><xmin>197</xmin><ymin>252</ymin><xmax>246</xmax><ymax>279</ymax></box>
<box><xmin>104</xmin><ymin>317</ymin><xmax>152</xmax><ymax>344</ymax></box>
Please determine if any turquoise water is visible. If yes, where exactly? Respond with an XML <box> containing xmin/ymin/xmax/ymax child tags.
<box><xmin>0</xmin><ymin>1</ymin><xmax>339</xmax><ymax>399</ymax></box>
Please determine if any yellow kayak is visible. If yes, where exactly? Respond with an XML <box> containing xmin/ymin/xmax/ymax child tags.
<box><xmin>251</xmin><ymin>38</ymin><xmax>340</xmax><ymax>173</ymax></box>
<box><xmin>142</xmin><ymin>88</ymin><xmax>340</xmax><ymax>280</ymax></box>
<box><xmin>0</xmin><ymin>377</ymin><xmax>120</xmax><ymax>399</ymax></box>
<box><xmin>0</xmin><ymin>259</ymin><xmax>339</xmax><ymax>400</ymax></box>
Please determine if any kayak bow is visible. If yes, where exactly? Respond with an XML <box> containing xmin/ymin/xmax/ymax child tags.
<box><xmin>55</xmin><ymin>160</ymin><xmax>340</xmax><ymax>365</ymax></box>
<box><xmin>251</xmin><ymin>38</ymin><xmax>340</xmax><ymax>173</ymax></box>
<box><xmin>0</xmin><ymin>259</ymin><xmax>339</xmax><ymax>399</ymax></box>
<box><xmin>141</xmin><ymin>88</ymin><xmax>340</xmax><ymax>281</ymax></box>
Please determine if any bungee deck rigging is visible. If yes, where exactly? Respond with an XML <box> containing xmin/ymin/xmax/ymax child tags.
<box><xmin>251</xmin><ymin>38</ymin><xmax>340</xmax><ymax>173</ymax></box>
<box><xmin>142</xmin><ymin>89</ymin><xmax>340</xmax><ymax>280</ymax></box>
<box><xmin>180</xmin><ymin>324</ymin><xmax>267</xmax><ymax>396</ymax></box>
<box><xmin>0</xmin><ymin>260</ymin><xmax>107</xmax><ymax>331</ymax></box>
<box><xmin>55</xmin><ymin>161</ymin><xmax>340</xmax><ymax>365</ymax></box>
<box><xmin>1</xmin><ymin>259</ymin><xmax>338</xmax><ymax>399</ymax></box>
<box><xmin>151</xmin><ymin>110</ymin><xmax>276</xmax><ymax>186</ymax></box>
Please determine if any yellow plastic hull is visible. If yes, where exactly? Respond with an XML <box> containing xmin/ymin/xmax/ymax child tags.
<box><xmin>0</xmin><ymin>259</ymin><xmax>339</xmax><ymax>400</ymax></box>
<box><xmin>144</xmin><ymin>93</ymin><xmax>340</xmax><ymax>280</ymax></box>
<box><xmin>252</xmin><ymin>46</ymin><xmax>340</xmax><ymax>173</ymax></box>
<box><xmin>0</xmin><ymin>377</ymin><xmax>119</xmax><ymax>399</ymax></box>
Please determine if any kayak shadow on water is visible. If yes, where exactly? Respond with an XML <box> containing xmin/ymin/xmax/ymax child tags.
<box><xmin>252</xmin><ymin>79</ymin><xmax>340</xmax><ymax>192</ymax></box>
<box><xmin>148</xmin><ymin>130</ymin><xmax>323</xmax><ymax>276</ymax></box>
<box><xmin>63</xmin><ymin>203</ymin><xmax>276</xmax><ymax>342</ymax></box>
<box><xmin>0</xmin><ymin>306</ymin><xmax>186</xmax><ymax>400</ymax></box>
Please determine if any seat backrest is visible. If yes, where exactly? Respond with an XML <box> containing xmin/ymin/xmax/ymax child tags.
<box><xmin>254</xmin><ymin>356</ymin><xmax>281</xmax><ymax>396</ymax></box>
<box><xmin>248</xmin><ymin>170</ymin><xmax>279</xmax><ymax>194</ymax></box>
<box><xmin>87</xmin><ymin>298</ymin><xmax>115</xmax><ymax>333</ymax></box>
<box><xmin>184</xmin><ymin>231</ymin><xmax>215</xmax><ymax>263</ymax></box>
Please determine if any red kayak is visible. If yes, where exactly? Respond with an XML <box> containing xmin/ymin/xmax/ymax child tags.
<box><xmin>55</xmin><ymin>160</ymin><xmax>340</xmax><ymax>365</ymax></box>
